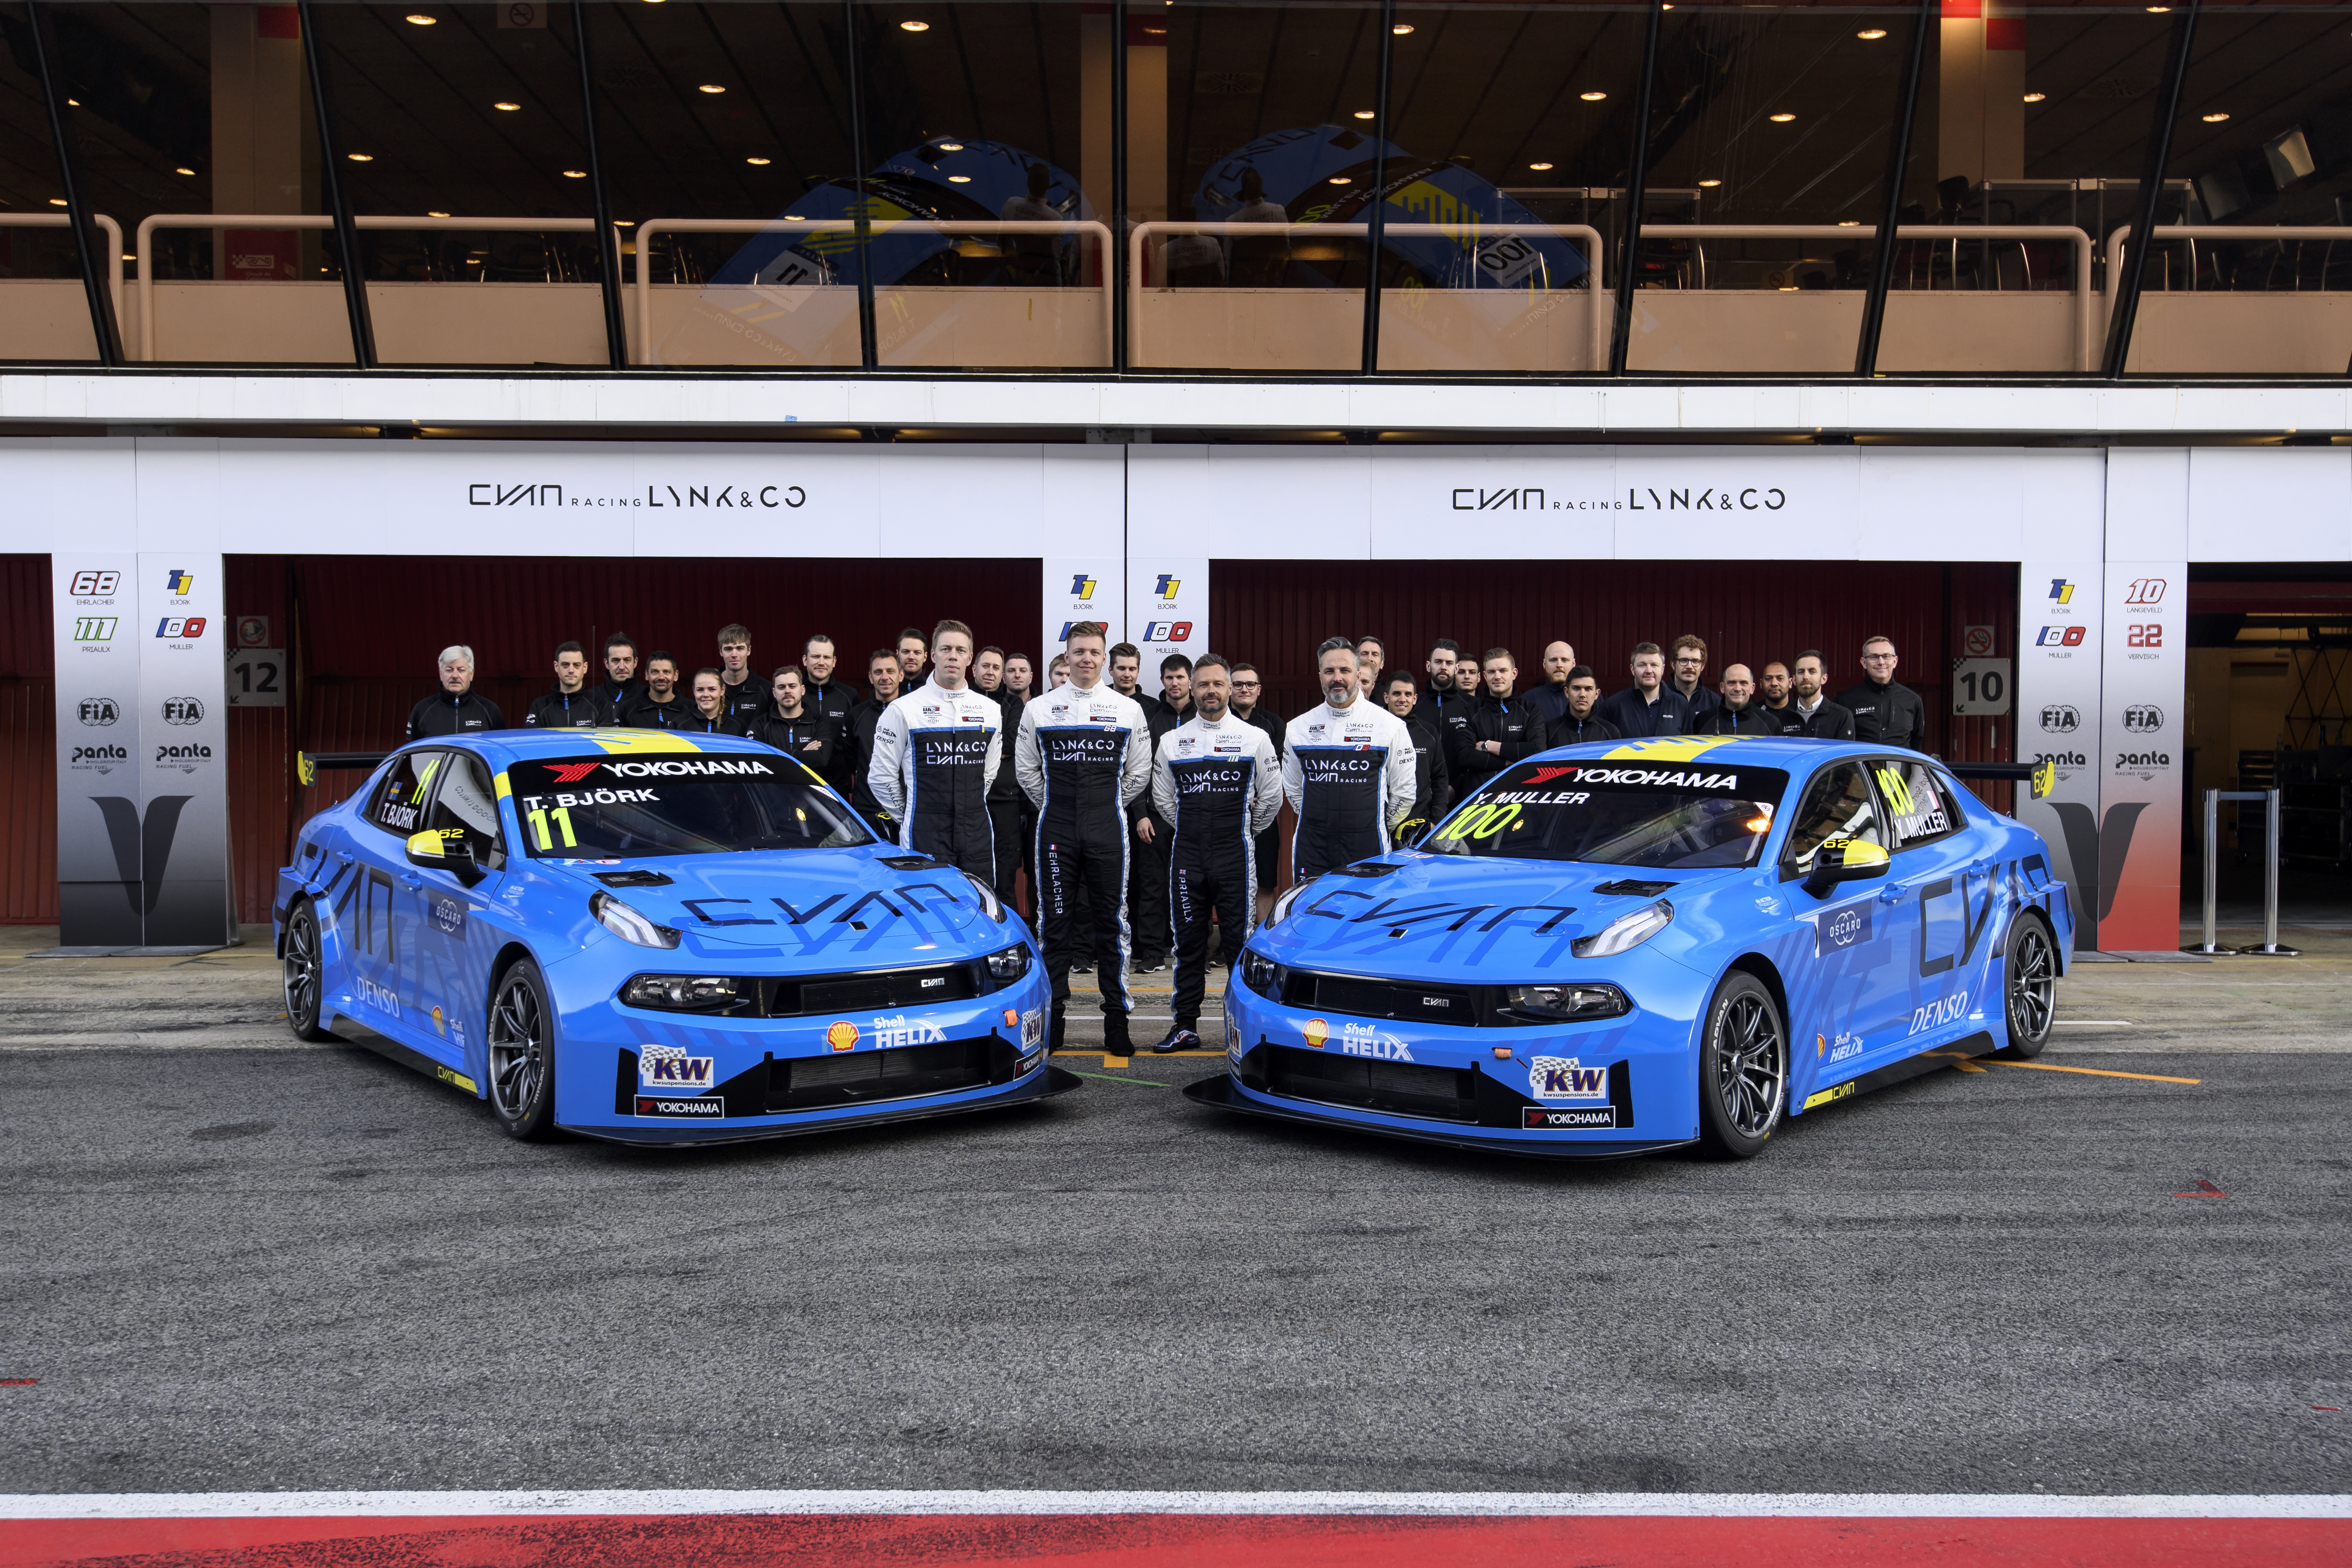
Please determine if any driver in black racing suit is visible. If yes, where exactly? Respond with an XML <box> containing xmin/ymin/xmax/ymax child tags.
<box><xmin>1015</xmin><ymin>621</ymin><xmax>1153</xmax><ymax>1054</ymax></box>
<box><xmin>1281</xmin><ymin>637</ymin><xmax>1419</xmax><ymax>882</ymax></box>
<box><xmin>1148</xmin><ymin>654</ymin><xmax>1281</xmax><ymax>1053</ymax></box>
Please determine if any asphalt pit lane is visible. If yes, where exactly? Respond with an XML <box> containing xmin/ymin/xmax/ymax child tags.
<box><xmin>189</xmin><ymin>1121</ymin><xmax>273</xmax><ymax>1142</ymax></box>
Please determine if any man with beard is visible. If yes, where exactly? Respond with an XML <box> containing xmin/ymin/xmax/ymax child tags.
<box><xmin>1283</xmin><ymin>638</ymin><xmax>1417</xmax><ymax>883</ymax></box>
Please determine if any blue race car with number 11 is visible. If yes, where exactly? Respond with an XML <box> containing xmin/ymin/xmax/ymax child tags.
<box><xmin>1186</xmin><ymin>737</ymin><xmax>2069</xmax><ymax>1158</ymax></box>
<box><xmin>274</xmin><ymin>730</ymin><xmax>1072</xmax><ymax>1146</ymax></box>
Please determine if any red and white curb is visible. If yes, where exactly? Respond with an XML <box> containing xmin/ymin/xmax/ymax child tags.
<box><xmin>3</xmin><ymin>1490</ymin><xmax>2347</xmax><ymax>1566</ymax></box>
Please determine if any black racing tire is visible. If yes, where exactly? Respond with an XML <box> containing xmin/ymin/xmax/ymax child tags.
<box><xmin>486</xmin><ymin>957</ymin><xmax>558</xmax><ymax>1141</ymax></box>
<box><xmin>280</xmin><ymin>898</ymin><xmax>336</xmax><ymax>1043</ymax></box>
<box><xmin>1697</xmin><ymin>969</ymin><xmax>1788</xmax><ymax>1160</ymax></box>
<box><xmin>2000</xmin><ymin>913</ymin><xmax>2058</xmax><ymax>1060</ymax></box>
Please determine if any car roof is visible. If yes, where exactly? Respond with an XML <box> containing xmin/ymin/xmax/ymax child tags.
<box><xmin>1538</xmin><ymin>736</ymin><xmax>1932</xmax><ymax>770</ymax></box>
<box><xmin>411</xmin><ymin>728</ymin><xmax>776</xmax><ymax>763</ymax></box>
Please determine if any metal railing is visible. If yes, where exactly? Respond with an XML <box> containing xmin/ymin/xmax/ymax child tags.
<box><xmin>2106</xmin><ymin>224</ymin><xmax>2352</xmax><ymax>308</ymax></box>
<box><xmin>1127</xmin><ymin>221</ymin><xmax>1609</xmax><ymax>370</ymax></box>
<box><xmin>1638</xmin><ymin>225</ymin><xmax>2096</xmax><ymax>372</ymax></box>
<box><xmin>134</xmin><ymin>214</ymin><xmax>598</xmax><ymax>362</ymax></box>
<box><xmin>633</xmin><ymin>218</ymin><xmax>1115</xmax><ymax>368</ymax></box>
<box><xmin>1</xmin><ymin>211</ymin><xmax>123</xmax><ymax>345</ymax></box>
<box><xmin>2192</xmin><ymin>787</ymin><xmax>2298</xmax><ymax>957</ymax></box>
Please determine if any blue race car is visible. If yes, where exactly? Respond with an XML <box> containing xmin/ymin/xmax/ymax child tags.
<box><xmin>1185</xmin><ymin>737</ymin><xmax>2071</xmax><ymax>1160</ymax></box>
<box><xmin>274</xmin><ymin>730</ymin><xmax>1071</xmax><ymax>1145</ymax></box>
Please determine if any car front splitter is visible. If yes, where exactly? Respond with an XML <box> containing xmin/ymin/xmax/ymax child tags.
<box><xmin>570</xmin><ymin>1064</ymin><xmax>1084</xmax><ymax>1148</ymax></box>
<box><xmin>1180</xmin><ymin>1072</ymin><xmax>1692</xmax><ymax>1161</ymax></box>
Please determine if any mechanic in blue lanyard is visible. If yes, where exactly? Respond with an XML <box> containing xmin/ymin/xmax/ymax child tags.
<box><xmin>683</xmin><ymin>669</ymin><xmax>732</xmax><ymax>734</ymax></box>
<box><xmin>524</xmin><ymin>642</ymin><xmax>612</xmax><ymax>729</ymax></box>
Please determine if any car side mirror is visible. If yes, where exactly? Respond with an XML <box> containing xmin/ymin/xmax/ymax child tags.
<box><xmin>406</xmin><ymin>828</ymin><xmax>484</xmax><ymax>886</ymax></box>
<box><xmin>1395</xmin><ymin>817</ymin><xmax>1430</xmax><ymax>848</ymax></box>
<box><xmin>1803</xmin><ymin>837</ymin><xmax>1889</xmax><ymax>899</ymax></box>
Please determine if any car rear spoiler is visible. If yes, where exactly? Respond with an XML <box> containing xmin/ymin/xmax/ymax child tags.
<box><xmin>1945</xmin><ymin>761</ymin><xmax>2056</xmax><ymax>800</ymax></box>
<box><xmin>297</xmin><ymin>751</ymin><xmax>389</xmax><ymax>787</ymax></box>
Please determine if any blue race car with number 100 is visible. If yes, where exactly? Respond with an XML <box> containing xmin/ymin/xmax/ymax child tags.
<box><xmin>274</xmin><ymin>730</ymin><xmax>1071</xmax><ymax>1145</ymax></box>
<box><xmin>1186</xmin><ymin>737</ymin><xmax>2069</xmax><ymax>1158</ymax></box>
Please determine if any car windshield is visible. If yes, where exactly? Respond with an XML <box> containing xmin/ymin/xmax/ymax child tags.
<box><xmin>1421</xmin><ymin>757</ymin><xmax>1789</xmax><ymax>869</ymax></box>
<box><xmin>505</xmin><ymin>754</ymin><xmax>873</xmax><ymax>859</ymax></box>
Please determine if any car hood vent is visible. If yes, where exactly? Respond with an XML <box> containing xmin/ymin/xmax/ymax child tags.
<box><xmin>593</xmin><ymin>869</ymin><xmax>675</xmax><ymax>888</ymax></box>
<box><xmin>1329</xmin><ymin>861</ymin><xmax>1403</xmax><ymax>879</ymax></box>
<box><xmin>876</xmin><ymin>855</ymin><xmax>954</xmax><ymax>872</ymax></box>
<box><xmin>1591</xmin><ymin>879</ymin><xmax>1677</xmax><ymax>897</ymax></box>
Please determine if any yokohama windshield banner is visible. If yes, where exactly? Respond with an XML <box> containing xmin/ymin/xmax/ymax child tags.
<box><xmin>2016</xmin><ymin>563</ymin><xmax>2104</xmax><ymax>951</ymax></box>
<box><xmin>2096</xmin><ymin>561</ymin><xmax>2187</xmax><ymax>952</ymax></box>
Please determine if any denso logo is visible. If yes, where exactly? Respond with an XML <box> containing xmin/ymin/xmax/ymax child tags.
<box><xmin>1908</xmin><ymin>991</ymin><xmax>1969</xmax><ymax>1035</ymax></box>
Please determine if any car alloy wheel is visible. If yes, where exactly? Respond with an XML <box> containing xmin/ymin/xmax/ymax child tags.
<box><xmin>1698</xmin><ymin>971</ymin><xmax>1786</xmax><ymax>1158</ymax></box>
<box><xmin>487</xmin><ymin>961</ymin><xmax>556</xmax><ymax>1138</ymax></box>
<box><xmin>281</xmin><ymin>900</ymin><xmax>333</xmax><ymax>1042</ymax></box>
<box><xmin>2003</xmin><ymin>916</ymin><xmax>2057</xmax><ymax>1059</ymax></box>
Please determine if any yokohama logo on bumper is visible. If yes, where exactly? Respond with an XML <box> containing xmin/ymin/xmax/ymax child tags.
<box><xmin>636</xmin><ymin>1096</ymin><xmax>725</xmax><ymax>1117</ymax></box>
<box><xmin>1525</xmin><ymin>1106</ymin><xmax>1618</xmax><ymax>1130</ymax></box>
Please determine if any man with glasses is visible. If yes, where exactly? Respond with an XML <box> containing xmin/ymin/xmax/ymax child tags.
<box><xmin>1667</xmin><ymin>634</ymin><xmax>1721</xmax><ymax>730</ymax></box>
<box><xmin>406</xmin><ymin>644</ymin><xmax>505</xmax><ymax>739</ymax></box>
<box><xmin>1837</xmin><ymin>635</ymin><xmax>1927</xmax><ymax>750</ymax></box>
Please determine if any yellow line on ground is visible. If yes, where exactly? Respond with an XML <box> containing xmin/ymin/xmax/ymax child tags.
<box><xmin>1990</xmin><ymin>1060</ymin><xmax>2202</xmax><ymax>1085</ymax></box>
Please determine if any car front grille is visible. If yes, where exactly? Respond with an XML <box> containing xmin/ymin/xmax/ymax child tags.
<box><xmin>1281</xmin><ymin>971</ymin><xmax>1482</xmax><ymax>1028</ymax></box>
<box><xmin>771</xmin><ymin>964</ymin><xmax>978</xmax><ymax>1017</ymax></box>
<box><xmin>1262</xmin><ymin>1044</ymin><xmax>1481</xmax><ymax>1123</ymax></box>
<box><xmin>767</xmin><ymin>1037</ymin><xmax>1004</xmax><ymax>1111</ymax></box>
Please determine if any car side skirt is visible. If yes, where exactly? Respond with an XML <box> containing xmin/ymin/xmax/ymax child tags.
<box><xmin>563</xmin><ymin>1064</ymin><xmax>1083</xmax><ymax>1148</ymax></box>
<box><xmin>1797</xmin><ymin>1029</ymin><xmax>1999</xmax><ymax>1114</ymax></box>
<box><xmin>1182</xmin><ymin>1072</ymin><xmax>1693</xmax><ymax>1160</ymax></box>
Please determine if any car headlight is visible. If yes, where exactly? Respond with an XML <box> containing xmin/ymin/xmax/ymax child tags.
<box><xmin>1570</xmin><ymin>899</ymin><xmax>1672</xmax><ymax>959</ymax></box>
<box><xmin>1239</xmin><ymin>948</ymin><xmax>1287</xmax><ymax>999</ymax></box>
<box><xmin>964</xmin><ymin>871</ymin><xmax>1005</xmax><ymax>923</ymax></box>
<box><xmin>1266</xmin><ymin>882</ymin><xmax>1309</xmax><ymax>926</ymax></box>
<box><xmin>591</xmin><ymin>890</ymin><xmax>681</xmax><ymax>950</ymax></box>
<box><xmin>983</xmin><ymin>943</ymin><xmax>1030</xmax><ymax>984</ymax></box>
<box><xmin>1498</xmin><ymin>982</ymin><xmax>1631</xmax><ymax>1023</ymax></box>
<box><xmin>621</xmin><ymin>974</ymin><xmax>744</xmax><ymax>1012</ymax></box>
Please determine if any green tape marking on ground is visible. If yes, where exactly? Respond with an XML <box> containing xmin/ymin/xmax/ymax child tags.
<box><xmin>1065</xmin><ymin>1069</ymin><xmax>1171</xmax><ymax>1087</ymax></box>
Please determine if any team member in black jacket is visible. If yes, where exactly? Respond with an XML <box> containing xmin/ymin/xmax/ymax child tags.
<box><xmin>593</xmin><ymin>633</ymin><xmax>645</xmax><ymax>716</ymax></box>
<box><xmin>682</xmin><ymin>669</ymin><xmax>733</xmax><ymax>734</ymax></box>
<box><xmin>799</xmin><ymin>633</ymin><xmax>860</xmax><ymax>793</ymax></box>
<box><xmin>713</xmin><ymin>624</ymin><xmax>765</xmax><ymax>728</ymax></box>
<box><xmin>1667</xmin><ymin>634</ymin><xmax>1722</xmax><ymax>730</ymax></box>
<box><xmin>1229</xmin><ymin>662</ymin><xmax>1286</xmax><ymax>899</ymax></box>
<box><xmin>974</xmin><ymin>646</ymin><xmax>1028</xmax><ymax>912</ymax></box>
<box><xmin>1381</xmin><ymin>670</ymin><xmax>1451</xmax><ymax>824</ymax></box>
<box><xmin>1419</xmin><ymin>638</ymin><xmax>1475</xmax><ymax>727</ymax></box>
<box><xmin>524</xmin><ymin>642</ymin><xmax>612</xmax><ymax>729</ymax></box>
<box><xmin>405</xmin><ymin>644</ymin><xmax>506</xmax><ymax>739</ymax></box>
<box><xmin>1001</xmin><ymin>652</ymin><xmax>1041</xmax><ymax>917</ymax></box>
<box><xmin>1526</xmin><ymin>640</ymin><xmax>1579</xmax><ymax>734</ymax></box>
<box><xmin>1548</xmin><ymin>665</ymin><xmax>1622</xmax><ymax>746</ymax></box>
<box><xmin>1596</xmin><ymin>643</ymin><xmax>1689</xmax><ymax>738</ymax></box>
<box><xmin>621</xmin><ymin>652</ymin><xmax>689</xmax><ymax>728</ymax></box>
<box><xmin>846</xmin><ymin>649</ymin><xmax>905</xmax><ymax>834</ymax></box>
<box><xmin>1112</xmin><ymin>644</ymin><xmax>1177</xmax><ymax>970</ymax></box>
<box><xmin>1778</xmin><ymin>651</ymin><xmax>1858</xmax><ymax>739</ymax></box>
<box><xmin>741</xmin><ymin>666</ymin><xmax>837</xmax><ymax>777</ymax></box>
<box><xmin>1445</xmin><ymin>648</ymin><xmax>1546</xmax><ymax>793</ymax></box>
<box><xmin>1836</xmin><ymin>636</ymin><xmax>1929</xmax><ymax>749</ymax></box>
<box><xmin>1696</xmin><ymin>663</ymin><xmax>1777</xmax><ymax>736</ymax></box>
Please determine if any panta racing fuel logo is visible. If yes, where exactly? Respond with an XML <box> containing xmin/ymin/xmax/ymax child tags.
<box><xmin>1068</xmin><ymin>574</ymin><xmax>1098</xmax><ymax>600</ymax></box>
<box><xmin>163</xmin><ymin>567</ymin><xmax>194</xmax><ymax>594</ymax></box>
<box><xmin>78</xmin><ymin>697</ymin><xmax>119</xmax><ymax>727</ymax></box>
<box><xmin>2039</xmin><ymin>704</ymin><xmax>2080</xmax><ymax>734</ymax></box>
<box><xmin>1527</xmin><ymin>1056</ymin><xmax>1607</xmax><ymax>1102</ymax></box>
<box><xmin>73</xmin><ymin>618</ymin><xmax>118</xmax><ymax>642</ymax></box>
<box><xmin>2048</xmin><ymin>578</ymin><xmax>2077</xmax><ymax>604</ymax></box>
<box><xmin>155</xmin><ymin>617</ymin><xmax>207</xmax><ymax>639</ymax></box>
<box><xmin>2035</xmin><ymin>626</ymin><xmax>2086</xmax><ymax>647</ymax></box>
<box><xmin>2123</xmin><ymin>705</ymin><xmax>2164</xmax><ymax>734</ymax></box>
<box><xmin>639</xmin><ymin>1042</ymin><xmax>716</xmax><ymax>1092</ymax></box>
<box><xmin>71</xmin><ymin>743</ymin><xmax>127</xmax><ymax>772</ymax></box>
<box><xmin>161</xmin><ymin>696</ymin><xmax>203</xmax><ymax>725</ymax></box>
<box><xmin>69</xmin><ymin>570</ymin><xmax>119</xmax><ymax>596</ymax></box>
<box><xmin>155</xmin><ymin>742</ymin><xmax>212</xmax><ymax>772</ymax></box>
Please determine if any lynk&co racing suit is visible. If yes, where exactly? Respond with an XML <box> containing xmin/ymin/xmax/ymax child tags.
<box><xmin>1151</xmin><ymin>712</ymin><xmax>1282</xmax><ymax>1039</ymax></box>
<box><xmin>1281</xmin><ymin>697</ymin><xmax>1419</xmax><ymax>882</ymax></box>
<box><xmin>1015</xmin><ymin>679</ymin><xmax>1152</xmax><ymax>1050</ymax></box>
<box><xmin>866</xmin><ymin>677</ymin><xmax>1003</xmax><ymax>882</ymax></box>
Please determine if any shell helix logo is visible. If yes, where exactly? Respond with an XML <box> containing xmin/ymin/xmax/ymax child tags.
<box><xmin>825</xmin><ymin>1020</ymin><xmax>860</xmax><ymax>1052</ymax></box>
<box><xmin>1303</xmin><ymin>1017</ymin><xmax>1329</xmax><ymax>1049</ymax></box>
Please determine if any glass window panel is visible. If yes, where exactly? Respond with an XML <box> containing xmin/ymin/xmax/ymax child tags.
<box><xmin>2125</xmin><ymin>1</ymin><xmax>2352</xmax><ymax>374</ymax></box>
<box><xmin>863</xmin><ymin>0</ymin><xmax>1105</xmax><ymax>369</ymax></box>
<box><xmin>588</xmin><ymin>0</ymin><xmax>864</xmax><ymax>368</ymax></box>
<box><xmin>314</xmin><ymin>2</ymin><xmax>606</xmax><ymax>366</ymax></box>
<box><xmin>1375</xmin><ymin>0</ymin><xmax>1638</xmax><ymax>374</ymax></box>
<box><xmin>1879</xmin><ymin>1</ymin><xmax>2176</xmax><ymax>374</ymax></box>
<box><xmin>1632</xmin><ymin>0</ymin><xmax>1916</xmax><ymax>373</ymax></box>
<box><xmin>1137</xmin><ymin>0</ymin><xmax>1380</xmax><ymax>371</ymax></box>
<box><xmin>0</xmin><ymin>1</ymin><xmax>149</xmax><ymax>362</ymax></box>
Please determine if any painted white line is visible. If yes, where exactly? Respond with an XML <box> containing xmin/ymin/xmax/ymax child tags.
<box><xmin>2</xmin><ymin>1492</ymin><xmax>2347</xmax><ymax>1520</ymax></box>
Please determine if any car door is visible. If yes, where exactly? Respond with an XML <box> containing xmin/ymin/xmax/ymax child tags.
<box><xmin>1777</xmin><ymin>758</ymin><xmax>1905</xmax><ymax>1082</ymax></box>
<box><xmin>348</xmin><ymin>749</ymin><xmax>447</xmax><ymax>1048</ymax></box>
<box><xmin>407</xmin><ymin>748</ymin><xmax>508</xmax><ymax>1076</ymax></box>
<box><xmin>1871</xmin><ymin>757</ymin><xmax>1993</xmax><ymax>1053</ymax></box>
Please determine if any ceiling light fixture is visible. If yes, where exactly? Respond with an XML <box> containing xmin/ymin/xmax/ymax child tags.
<box><xmin>405</xmin><ymin>12</ymin><xmax>435</xmax><ymax>21</ymax></box>
<box><xmin>615</xmin><ymin>219</ymin><xmax>636</xmax><ymax>226</ymax></box>
<box><xmin>2145</xmin><ymin>6</ymin><xmax>2168</xmax><ymax>11</ymax></box>
<box><xmin>65</xmin><ymin>98</ymin><xmax>78</xmax><ymax>106</ymax></box>
<box><xmin>428</xmin><ymin>210</ymin><xmax>450</xmax><ymax>217</ymax></box>
<box><xmin>747</xmin><ymin>155</ymin><xmax>772</xmax><ymax>165</ymax></box>
<box><xmin>1580</xmin><ymin>90</ymin><xmax>1607</xmax><ymax>100</ymax></box>
<box><xmin>899</xmin><ymin>18</ymin><xmax>929</xmax><ymax>30</ymax></box>
<box><xmin>2202</xmin><ymin>110</ymin><xmax>2230</xmax><ymax>121</ymax></box>
<box><xmin>1391</xmin><ymin>21</ymin><xmax>1412</xmax><ymax>31</ymax></box>
<box><xmin>174</xmin><ymin>166</ymin><xmax>196</xmax><ymax>176</ymax></box>
<box><xmin>2023</xmin><ymin>91</ymin><xmax>2046</xmax><ymax>102</ymax></box>
<box><xmin>1529</xmin><ymin>161</ymin><xmax>1555</xmax><ymax>171</ymax></box>
<box><xmin>1697</xmin><ymin>177</ymin><xmax>1721</xmax><ymax>187</ymax></box>
<box><xmin>948</xmin><ymin>174</ymin><xmax>971</xmax><ymax>182</ymax></box>
<box><xmin>785</xmin><ymin>214</ymin><xmax>806</xmax><ymax>221</ymax></box>
<box><xmin>1769</xmin><ymin>112</ymin><xmax>1795</xmax><ymax>122</ymax></box>
<box><xmin>493</xmin><ymin>101</ymin><xmax>520</xmax><ymax>111</ymax></box>
<box><xmin>938</xmin><ymin>141</ymin><xmax>964</xmax><ymax>151</ymax></box>
<box><xmin>347</xmin><ymin>152</ymin><xmax>373</xmax><ymax>161</ymax></box>
<box><xmin>1838</xmin><ymin>219</ymin><xmax>1860</xmax><ymax>226</ymax></box>
<box><xmin>562</xmin><ymin>169</ymin><xmax>587</xmax><ymax>177</ymax></box>
<box><xmin>1329</xmin><ymin>176</ymin><xmax>1352</xmax><ymax>184</ymax></box>
<box><xmin>1353</xmin><ymin>109</ymin><xmax>1375</xmax><ymax>119</ymax></box>
<box><xmin>1856</xmin><ymin>27</ymin><xmax>1886</xmax><ymax>38</ymax></box>
<box><xmin>698</xmin><ymin>83</ymin><xmax>726</xmax><ymax>93</ymax></box>
<box><xmin>47</xmin><ymin>197</ymin><xmax>65</xmax><ymax>206</ymax></box>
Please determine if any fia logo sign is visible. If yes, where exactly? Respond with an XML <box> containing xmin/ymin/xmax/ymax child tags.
<box><xmin>2123</xmin><ymin>705</ymin><xmax>2164</xmax><ymax>734</ymax></box>
<box><xmin>78</xmin><ymin>697</ymin><xmax>119</xmax><ymax>727</ymax></box>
